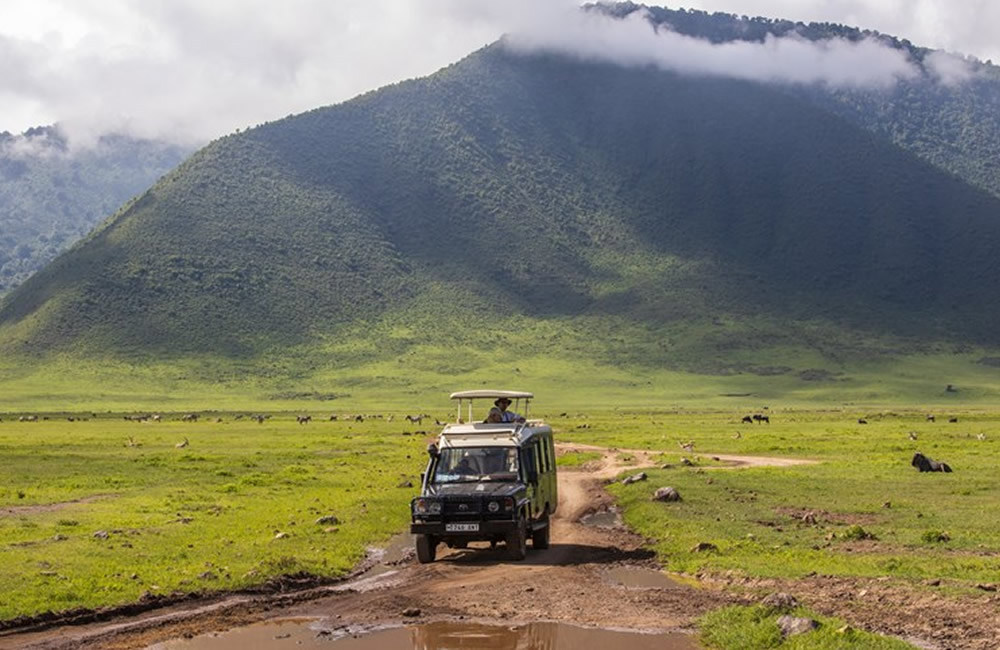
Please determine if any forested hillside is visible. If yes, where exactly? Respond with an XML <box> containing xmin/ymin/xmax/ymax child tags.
<box><xmin>608</xmin><ymin>4</ymin><xmax>1000</xmax><ymax>199</ymax></box>
<box><xmin>2</xmin><ymin>42</ymin><xmax>1000</xmax><ymax>377</ymax></box>
<box><xmin>0</xmin><ymin>127</ymin><xmax>189</xmax><ymax>294</ymax></box>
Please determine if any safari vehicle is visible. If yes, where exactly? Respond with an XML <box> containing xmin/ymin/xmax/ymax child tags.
<box><xmin>410</xmin><ymin>390</ymin><xmax>557</xmax><ymax>563</ymax></box>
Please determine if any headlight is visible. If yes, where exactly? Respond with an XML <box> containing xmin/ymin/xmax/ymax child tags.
<box><xmin>413</xmin><ymin>499</ymin><xmax>442</xmax><ymax>515</ymax></box>
<box><xmin>488</xmin><ymin>501</ymin><xmax>500</xmax><ymax>513</ymax></box>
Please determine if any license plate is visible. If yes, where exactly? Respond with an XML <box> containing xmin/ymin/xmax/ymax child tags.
<box><xmin>446</xmin><ymin>523</ymin><xmax>479</xmax><ymax>532</ymax></box>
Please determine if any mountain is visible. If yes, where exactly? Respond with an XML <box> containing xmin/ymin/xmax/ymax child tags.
<box><xmin>0</xmin><ymin>127</ymin><xmax>191</xmax><ymax>295</ymax></box>
<box><xmin>3</xmin><ymin>7</ymin><xmax>1000</xmax><ymax>404</ymax></box>
<box><xmin>608</xmin><ymin>4</ymin><xmax>1000</xmax><ymax>201</ymax></box>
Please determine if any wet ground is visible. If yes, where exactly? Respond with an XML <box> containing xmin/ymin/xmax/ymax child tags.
<box><xmin>151</xmin><ymin>619</ymin><xmax>698</xmax><ymax>650</ymax></box>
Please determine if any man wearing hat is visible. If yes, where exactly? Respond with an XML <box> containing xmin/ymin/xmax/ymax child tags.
<box><xmin>494</xmin><ymin>397</ymin><xmax>525</xmax><ymax>423</ymax></box>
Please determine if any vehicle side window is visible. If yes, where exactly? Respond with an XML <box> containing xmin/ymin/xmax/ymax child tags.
<box><xmin>522</xmin><ymin>446</ymin><xmax>536</xmax><ymax>480</ymax></box>
<box><xmin>539</xmin><ymin>439</ymin><xmax>550</xmax><ymax>472</ymax></box>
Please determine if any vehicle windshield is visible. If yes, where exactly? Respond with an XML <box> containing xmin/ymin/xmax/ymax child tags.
<box><xmin>433</xmin><ymin>446</ymin><xmax>519</xmax><ymax>483</ymax></box>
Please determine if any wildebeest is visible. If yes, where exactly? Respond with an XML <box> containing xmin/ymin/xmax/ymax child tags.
<box><xmin>858</xmin><ymin>418</ymin><xmax>868</xmax><ymax>424</ymax></box>
<box><xmin>741</xmin><ymin>415</ymin><xmax>753</xmax><ymax>424</ymax></box>
<box><xmin>405</xmin><ymin>414</ymin><xmax>424</xmax><ymax>425</ymax></box>
<box><xmin>926</xmin><ymin>414</ymin><xmax>936</xmax><ymax>422</ymax></box>
<box><xmin>296</xmin><ymin>415</ymin><xmax>312</xmax><ymax>424</ymax></box>
<box><xmin>753</xmin><ymin>414</ymin><xmax>770</xmax><ymax>424</ymax></box>
<box><xmin>911</xmin><ymin>452</ymin><xmax>952</xmax><ymax>473</ymax></box>
<box><xmin>948</xmin><ymin>417</ymin><xmax>959</xmax><ymax>423</ymax></box>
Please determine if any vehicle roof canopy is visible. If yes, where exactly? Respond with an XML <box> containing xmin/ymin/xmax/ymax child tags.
<box><xmin>449</xmin><ymin>390</ymin><xmax>533</xmax><ymax>401</ymax></box>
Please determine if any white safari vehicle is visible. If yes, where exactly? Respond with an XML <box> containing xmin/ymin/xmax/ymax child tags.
<box><xmin>410</xmin><ymin>390</ymin><xmax>557</xmax><ymax>562</ymax></box>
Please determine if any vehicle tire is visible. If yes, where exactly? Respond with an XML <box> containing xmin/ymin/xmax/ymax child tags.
<box><xmin>507</xmin><ymin>516</ymin><xmax>528</xmax><ymax>561</ymax></box>
<box><xmin>415</xmin><ymin>534</ymin><xmax>437</xmax><ymax>564</ymax></box>
<box><xmin>531</xmin><ymin>513</ymin><xmax>550</xmax><ymax>550</ymax></box>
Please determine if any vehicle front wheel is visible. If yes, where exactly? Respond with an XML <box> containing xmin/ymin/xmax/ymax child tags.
<box><xmin>415</xmin><ymin>534</ymin><xmax>437</xmax><ymax>563</ymax></box>
<box><xmin>507</xmin><ymin>516</ymin><xmax>527</xmax><ymax>561</ymax></box>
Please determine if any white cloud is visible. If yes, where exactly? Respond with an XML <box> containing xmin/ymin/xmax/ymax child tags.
<box><xmin>0</xmin><ymin>0</ymin><xmax>993</xmax><ymax>147</ymax></box>
<box><xmin>505</xmin><ymin>8</ymin><xmax>918</xmax><ymax>88</ymax></box>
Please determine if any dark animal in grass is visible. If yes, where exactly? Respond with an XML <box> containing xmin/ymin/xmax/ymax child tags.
<box><xmin>296</xmin><ymin>415</ymin><xmax>311</xmax><ymax>424</ymax></box>
<box><xmin>949</xmin><ymin>417</ymin><xmax>958</xmax><ymax>423</ymax></box>
<box><xmin>912</xmin><ymin>452</ymin><xmax>952</xmax><ymax>473</ymax></box>
<box><xmin>926</xmin><ymin>414</ymin><xmax>936</xmax><ymax>422</ymax></box>
<box><xmin>858</xmin><ymin>418</ymin><xmax>868</xmax><ymax>424</ymax></box>
<box><xmin>753</xmin><ymin>414</ymin><xmax>770</xmax><ymax>424</ymax></box>
<box><xmin>741</xmin><ymin>415</ymin><xmax>753</xmax><ymax>424</ymax></box>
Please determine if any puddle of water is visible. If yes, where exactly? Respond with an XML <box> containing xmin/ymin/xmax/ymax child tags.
<box><xmin>150</xmin><ymin>619</ymin><xmax>699</xmax><ymax>650</ymax></box>
<box><xmin>603</xmin><ymin>566</ymin><xmax>681</xmax><ymax>590</ymax></box>
<box><xmin>362</xmin><ymin>532</ymin><xmax>415</xmax><ymax>579</ymax></box>
<box><xmin>579</xmin><ymin>507</ymin><xmax>622</xmax><ymax>529</ymax></box>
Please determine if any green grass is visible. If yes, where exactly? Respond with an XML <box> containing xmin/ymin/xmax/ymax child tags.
<box><xmin>3</xmin><ymin>407</ymin><xmax>1000</xmax><ymax>628</ymax></box>
<box><xmin>557</xmin><ymin>410</ymin><xmax>1000</xmax><ymax>586</ymax></box>
<box><xmin>555</xmin><ymin>450</ymin><xmax>602</xmax><ymax>467</ymax></box>
<box><xmin>699</xmin><ymin>605</ymin><xmax>915</xmax><ymax>649</ymax></box>
<box><xmin>0</xmin><ymin>415</ymin><xmax>427</xmax><ymax>620</ymax></box>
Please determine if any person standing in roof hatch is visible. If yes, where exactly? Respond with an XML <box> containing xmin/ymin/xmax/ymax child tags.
<box><xmin>495</xmin><ymin>397</ymin><xmax>525</xmax><ymax>423</ymax></box>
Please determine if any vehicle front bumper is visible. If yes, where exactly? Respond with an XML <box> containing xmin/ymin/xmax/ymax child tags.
<box><xmin>411</xmin><ymin>519</ymin><xmax>517</xmax><ymax>537</ymax></box>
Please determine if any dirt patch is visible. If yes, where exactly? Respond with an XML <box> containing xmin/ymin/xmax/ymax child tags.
<box><xmin>2</xmin><ymin>445</ymin><xmax>998</xmax><ymax>650</ymax></box>
<box><xmin>0</xmin><ymin>495</ymin><xmax>111</xmax><ymax>518</ymax></box>
<box><xmin>774</xmin><ymin>507</ymin><xmax>883</xmax><ymax>527</ymax></box>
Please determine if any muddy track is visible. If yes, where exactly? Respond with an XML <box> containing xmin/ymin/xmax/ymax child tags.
<box><xmin>2</xmin><ymin>446</ymin><xmax>997</xmax><ymax>649</ymax></box>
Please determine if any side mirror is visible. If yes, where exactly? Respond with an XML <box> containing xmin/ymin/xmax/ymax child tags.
<box><xmin>427</xmin><ymin>443</ymin><xmax>439</xmax><ymax>458</ymax></box>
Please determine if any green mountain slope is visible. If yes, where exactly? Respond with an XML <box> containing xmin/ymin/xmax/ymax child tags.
<box><xmin>0</xmin><ymin>127</ymin><xmax>190</xmax><ymax>295</ymax></box>
<box><xmin>614</xmin><ymin>4</ymin><xmax>1000</xmax><ymax>201</ymax></box>
<box><xmin>3</xmin><ymin>35</ymin><xmax>1000</xmax><ymax>406</ymax></box>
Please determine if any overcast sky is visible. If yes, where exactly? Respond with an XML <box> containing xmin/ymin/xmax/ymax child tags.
<box><xmin>2</xmin><ymin>0</ymin><xmax>996</xmax><ymax>146</ymax></box>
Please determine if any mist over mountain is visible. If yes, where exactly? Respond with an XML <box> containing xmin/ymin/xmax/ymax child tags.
<box><xmin>2</xmin><ymin>5</ymin><xmax>1000</xmax><ymax>392</ymax></box>
<box><xmin>0</xmin><ymin>127</ymin><xmax>191</xmax><ymax>295</ymax></box>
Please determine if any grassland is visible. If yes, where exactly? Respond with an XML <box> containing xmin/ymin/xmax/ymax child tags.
<box><xmin>559</xmin><ymin>410</ymin><xmax>1000</xmax><ymax>587</ymax></box>
<box><xmin>2</xmin><ymin>405</ymin><xmax>998</xmax><ymax>644</ymax></box>
<box><xmin>0</xmin><ymin>414</ymin><xmax>427</xmax><ymax>621</ymax></box>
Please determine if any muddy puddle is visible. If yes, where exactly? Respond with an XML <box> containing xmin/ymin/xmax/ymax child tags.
<box><xmin>579</xmin><ymin>507</ymin><xmax>622</xmax><ymax>529</ymax></box>
<box><xmin>603</xmin><ymin>566</ymin><xmax>681</xmax><ymax>590</ymax></box>
<box><xmin>150</xmin><ymin>619</ymin><xmax>699</xmax><ymax>649</ymax></box>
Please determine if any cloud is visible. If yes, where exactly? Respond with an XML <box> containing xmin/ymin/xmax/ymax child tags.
<box><xmin>504</xmin><ymin>7</ymin><xmax>919</xmax><ymax>88</ymax></box>
<box><xmin>924</xmin><ymin>50</ymin><xmax>978</xmax><ymax>86</ymax></box>
<box><xmin>0</xmin><ymin>0</ymin><xmax>985</xmax><ymax>149</ymax></box>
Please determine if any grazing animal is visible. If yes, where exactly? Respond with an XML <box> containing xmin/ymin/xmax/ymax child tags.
<box><xmin>405</xmin><ymin>414</ymin><xmax>424</xmax><ymax>425</ymax></box>
<box><xmin>355</xmin><ymin>415</ymin><xmax>365</xmax><ymax>422</ymax></box>
<box><xmin>753</xmin><ymin>414</ymin><xmax>770</xmax><ymax>424</ymax></box>
<box><xmin>181</xmin><ymin>413</ymin><xmax>199</xmax><ymax>422</ymax></box>
<box><xmin>926</xmin><ymin>414</ymin><xmax>936</xmax><ymax>422</ymax></box>
<box><xmin>908</xmin><ymin>432</ymin><xmax>918</xmax><ymax>441</ymax></box>
<box><xmin>679</xmin><ymin>440</ymin><xmax>694</xmax><ymax>452</ymax></box>
<box><xmin>858</xmin><ymin>418</ymin><xmax>868</xmax><ymax>424</ymax></box>
<box><xmin>176</xmin><ymin>437</ymin><xmax>189</xmax><ymax>449</ymax></box>
<box><xmin>911</xmin><ymin>452</ymin><xmax>952</xmax><ymax>473</ymax></box>
<box><xmin>741</xmin><ymin>415</ymin><xmax>753</xmax><ymax>424</ymax></box>
<box><xmin>329</xmin><ymin>415</ymin><xmax>339</xmax><ymax>421</ymax></box>
<box><xmin>948</xmin><ymin>417</ymin><xmax>958</xmax><ymax>423</ymax></box>
<box><xmin>296</xmin><ymin>415</ymin><xmax>312</xmax><ymax>425</ymax></box>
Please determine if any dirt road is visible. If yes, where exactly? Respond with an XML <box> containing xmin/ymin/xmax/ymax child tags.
<box><xmin>2</xmin><ymin>446</ymin><xmax>997</xmax><ymax>649</ymax></box>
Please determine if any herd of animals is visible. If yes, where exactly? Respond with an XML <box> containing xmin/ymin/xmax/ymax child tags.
<box><xmin>1</xmin><ymin>411</ymin><xmax>979</xmax><ymax>473</ymax></box>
